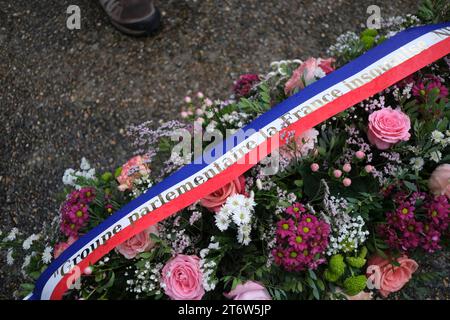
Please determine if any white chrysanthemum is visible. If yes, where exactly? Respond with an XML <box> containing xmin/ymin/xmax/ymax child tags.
<box><xmin>243</xmin><ymin>195</ymin><xmax>256</xmax><ymax>208</ymax></box>
<box><xmin>232</xmin><ymin>207</ymin><xmax>251</xmax><ymax>225</ymax></box>
<box><xmin>4</xmin><ymin>227</ymin><xmax>18</xmax><ymax>241</ymax></box>
<box><xmin>62</xmin><ymin>168</ymin><xmax>76</xmax><ymax>186</ymax></box>
<box><xmin>215</xmin><ymin>213</ymin><xmax>230</xmax><ymax>231</ymax></box>
<box><xmin>80</xmin><ymin>157</ymin><xmax>91</xmax><ymax>171</ymax></box>
<box><xmin>6</xmin><ymin>249</ymin><xmax>14</xmax><ymax>265</ymax></box>
<box><xmin>42</xmin><ymin>246</ymin><xmax>53</xmax><ymax>264</ymax></box>
<box><xmin>22</xmin><ymin>234</ymin><xmax>40</xmax><ymax>250</ymax></box>
<box><xmin>227</xmin><ymin>194</ymin><xmax>247</xmax><ymax>208</ymax></box>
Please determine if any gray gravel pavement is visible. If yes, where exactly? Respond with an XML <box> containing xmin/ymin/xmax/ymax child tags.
<box><xmin>0</xmin><ymin>0</ymin><xmax>421</xmax><ymax>298</ymax></box>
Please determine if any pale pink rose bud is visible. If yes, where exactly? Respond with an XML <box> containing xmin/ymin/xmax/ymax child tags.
<box><xmin>187</xmin><ymin>110</ymin><xmax>193</xmax><ymax>116</ymax></box>
<box><xmin>205</xmin><ymin>98</ymin><xmax>213</xmax><ymax>106</ymax></box>
<box><xmin>180</xmin><ymin>111</ymin><xmax>188</xmax><ymax>118</ymax></box>
<box><xmin>195</xmin><ymin>108</ymin><xmax>204</xmax><ymax>116</ymax></box>
<box><xmin>333</xmin><ymin>169</ymin><xmax>342</xmax><ymax>178</ymax></box>
<box><xmin>310</xmin><ymin>163</ymin><xmax>320</xmax><ymax>172</ymax></box>
<box><xmin>197</xmin><ymin>92</ymin><xmax>204</xmax><ymax>99</ymax></box>
<box><xmin>343</xmin><ymin>163</ymin><xmax>352</xmax><ymax>173</ymax></box>
<box><xmin>365</xmin><ymin>165</ymin><xmax>374</xmax><ymax>173</ymax></box>
<box><xmin>355</xmin><ymin>151</ymin><xmax>365</xmax><ymax>159</ymax></box>
<box><xmin>184</xmin><ymin>96</ymin><xmax>192</xmax><ymax>103</ymax></box>
<box><xmin>84</xmin><ymin>266</ymin><xmax>93</xmax><ymax>275</ymax></box>
<box><xmin>343</xmin><ymin>178</ymin><xmax>352</xmax><ymax>187</ymax></box>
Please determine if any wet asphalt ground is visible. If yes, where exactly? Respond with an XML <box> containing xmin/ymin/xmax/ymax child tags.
<box><xmin>2</xmin><ymin>0</ymin><xmax>438</xmax><ymax>298</ymax></box>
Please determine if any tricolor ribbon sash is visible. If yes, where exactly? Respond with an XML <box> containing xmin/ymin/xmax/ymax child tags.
<box><xmin>28</xmin><ymin>23</ymin><xmax>450</xmax><ymax>300</ymax></box>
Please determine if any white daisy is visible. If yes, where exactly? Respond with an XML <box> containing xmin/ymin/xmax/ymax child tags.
<box><xmin>227</xmin><ymin>194</ymin><xmax>246</xmax><ymax>208</ymax></box>
<box><xmin>215</xmin><ymin>213</ymin><xmax>230</xmax><ymax>231</ymax></box>
<box><xmin>22</xmin><ymin>234</ymin><xmax>40</xmax><ymax>250</ymax></box>
<box><xmin>42</xmin><ymin>246</ymin><xmax>53</xmax><ymax>264</ymax></box>
<box><xmin>232</xmin><ymin>207</ymin><xmax>251</xmax><ymax>225</ymax></box>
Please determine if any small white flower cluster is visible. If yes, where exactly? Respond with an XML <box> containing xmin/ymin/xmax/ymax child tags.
<box><xmin>62</xmin><ymin>157</ymin><xmax>96</xmax><ymax>189</ymax></box>
<box><xmin>22</xmin><ymin>234</ymin><xmax>40</xmax><ymax>250</ymax></box>
<box><xmin>189</xmin><ymin>211</ymin><xmax>202</xmax><ymax>225</ymax></box>
<box><xmin>327</xmin><ymin>216</ymin><xmax>369</xmax><ymax>256</ymax></box>
<box><xmin>167</xmin><ymin>229</ymin><xmax>192</xmax><ymax>255</ymax></box>
<box><xmin>130</xmin><ymin>173</ymin><xmax>153</xmax><ymax>198</ymax></box>
<box><xmin>199</xmin><ymin>238</ymin><xmax>220</xmax><ymax>292</ymax></box>
<box><xmin>261</xmin><ymin>225</ymin><xmax>277</xmax><ymax>268</ymax></box>
<box><xmin>431</xmin><ymin>130</ymin><xmax>450</xmax><ymax>148</ymax></box>
<box><xmin>214</xmin><ymin>193</ymin><xmax>256</xmax><ymax>245</ymax></box>
<box><xmin>220</xmin><ymin>111</ymin><xmax>250</xmax><ymax>128</ymax></box>
<box><xmin>382</xmin><ymin>15</ymin><xmax>420</xmax><ymax>38</ymax></box>
<box><xmin>327</xmin><ymin>31</ymin><xmax>360</xmax><ymax>56</ymax></box>
<box><xmin>410</xmin><ymin>157</ymin><xmax>425</xmax><ymax>171</ymax></box>
<box><xmin>125</xmin><ymin>262</ymin><xmax>163</xmax><ymax>298</ymax></box>
<box><xmin>392</xmin><ymin>83</ymin><xmax>413</xmax><ymax>101</ymax></box>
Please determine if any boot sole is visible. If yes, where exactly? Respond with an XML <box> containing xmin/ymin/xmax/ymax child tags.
<box><xmin>109</xmin><ymin>7</ymin><xmax>162</xmax><ymax>36</ymax></box>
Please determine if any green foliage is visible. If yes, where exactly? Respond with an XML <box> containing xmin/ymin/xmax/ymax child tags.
<box><xmin>418</xmin><ymin>0</ymin><xmax>450</xmax><ymax>23</ymax></box>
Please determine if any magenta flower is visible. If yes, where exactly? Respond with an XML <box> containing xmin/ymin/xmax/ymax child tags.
<box><xmin>412</xmin><ymin>75</ymin><xmax>448</xmax><ymax>101</ymax></box>
<box><xmin>273</xmin><ymin>203</ymin><xmax>330</xmax><ymax>271</ymax></box>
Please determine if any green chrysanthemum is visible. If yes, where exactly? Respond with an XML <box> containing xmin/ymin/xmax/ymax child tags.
<box><xmin>324</xmin><ymin>269</ymin><xmax>341</xmax><ymax>283</ymax></box>
<box><xmin>343</xmin><ymin>275</ymin><xmax>367</xmax><ymax>296</ymax></box>
<box><xmin>358</xmin><ymin>246</ymin><xmax>368</xmax><ymax>259</ymax></box>
<box><xmin>346</xmin><ymin>256</ymin><xmax>367</xmax><ymax>269</ymax></box>
<box><xmin>329</xmin><ymin>254</ymin><xmax>346</xmax><ymax>276</ymax></box>
<box><xmin>361</xmin><ymin>28</ymin><xmax>378</xmax><ymax>37</ymax></box>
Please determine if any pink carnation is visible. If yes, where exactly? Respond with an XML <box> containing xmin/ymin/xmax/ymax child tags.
<box><xmin>117</xmin><ymin>155</ymin><xmax>151</xmax><ymax>192</ymax></box>
<box><xmin>115</xmin><ymin>225</ymin><xmax>158</xmax><ymax>259</ymax></box>
<box><xmin>367</xmin><ymin>107</ymin><xmax>411</xmax><ymax>150</ymax></box>
<box><xmin>161</xmin><ymin>254</ymin><xmax>204</xmax><ymax>300</ymax></box>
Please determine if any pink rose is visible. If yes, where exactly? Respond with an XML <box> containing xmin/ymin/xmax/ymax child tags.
<box><xmin>115</xmin><ymin>225</ymin><xmax>158</xmax><ymax>259</ymax></box>
<box><xmin>366</xmin><ymin>254</ymin><xmax>418</xmax><ymax>297</ymax></box>
<box><xmin>285</xmin><ymin>57</ymin><xmax>335</xmax><ymax>95</ymax></box>
<box><xmin>117</xmin><ymin>155</ymin><xmax>151</xmax><ymax>192</ymax></box>
<box><xmin>224</xmin><ymin>281</ymin><xmax>271</xmax><ymax>300</ymax></box>
<box><xmin>367</xmin><ymin>108</ymin><xmax>411</xmax><ymax>150</ymax></box>
<box><xmin>199</xmin><ymin>175</ymin><xmax>247</xmax><ymax>212</ymax></box>
<box><xmin>279</xmin><ymin>128</ymin><xmax>319</xmax><ymax>160</ymax></box>
<box><xmin>54</xmin><ymin>236</ymin><xmax>78</xmax><ymax>259</ymax></box>
<box><xmin>429</xmin><ymin>164</ymin><xmax>450</xmax><ymax>199</ymax></box>
<box><xmin>161</xmin><ymin>254</ymin><xmax>204</xmax><ymax>300</ymax></box>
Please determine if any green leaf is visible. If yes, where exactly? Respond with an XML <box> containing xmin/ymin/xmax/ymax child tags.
<box><xmin>308</xmin><ymin>269</ymin><xmax>317</xmax><ymax>280</ymax></box>
<box><xmin>403</xmin><ymin>181</ymin><xmax>418</xmax><ymax>192</ymax></box>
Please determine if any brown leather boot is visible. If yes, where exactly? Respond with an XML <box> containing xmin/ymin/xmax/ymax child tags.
<box><xmin>99</xmin><ymin>0</ymin><xmax>161</xmax><ymax>36</ymax></box>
